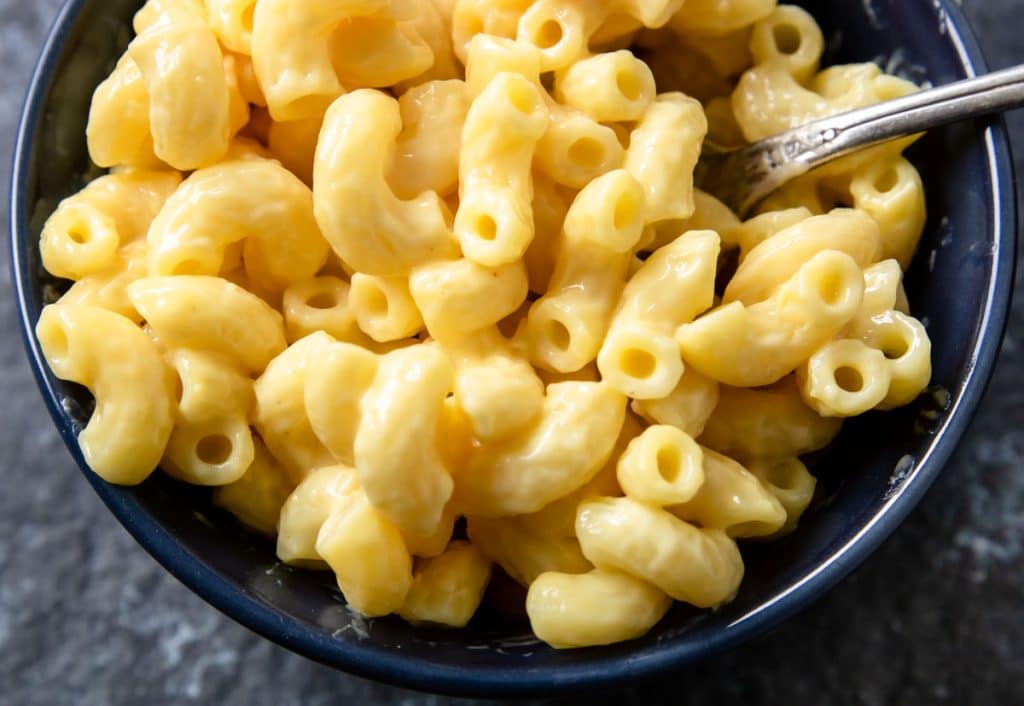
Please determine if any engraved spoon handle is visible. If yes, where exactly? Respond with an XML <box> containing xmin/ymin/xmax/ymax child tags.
<box><xmin>698</xmin><ymin>64</ymin><xmax>1024</xmax><ymax>215</ymax></box>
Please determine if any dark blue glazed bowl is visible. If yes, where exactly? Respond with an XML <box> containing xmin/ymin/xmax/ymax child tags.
<box><xmin>10</xmin><ymin>0</ymin><xmax>1016</xmax><ymax>697</ymax></box>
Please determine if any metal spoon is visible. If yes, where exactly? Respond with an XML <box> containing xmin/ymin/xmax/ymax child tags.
<box><xmin>694</xmin><ymin>64</ymin><xmax>1024</xmax><ymax>217</ymax></box>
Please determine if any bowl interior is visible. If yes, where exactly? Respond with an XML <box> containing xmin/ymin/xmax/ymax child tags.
<box><xmin>11</xmin><ymin>0</ymin><xmax>1015</xmax><ymax>697</ymax></box>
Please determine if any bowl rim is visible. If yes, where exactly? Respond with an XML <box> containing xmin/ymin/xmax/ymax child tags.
<box><xmin>9</xmin><ymin>0</ymin><xmax>1018</xmax><ymax>697</ymax></box>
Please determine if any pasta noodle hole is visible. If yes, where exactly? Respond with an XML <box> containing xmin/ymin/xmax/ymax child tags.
<box><xmin>67</xmin><ymin>227</ymin><xmax>90</xmax><ymax>245</ymax></box>
<box><xmin>546</xmin><ymin>319</ymin><xmax>572</xmax><ymax>351</ymax></box>
<box><xmin>833</xmin><ymin>365</ymin><xmax>864</xmax><ymax>393</ymax></box>
<box><xmin>879</xmin><ymin>332</ymin><xmax>910</xmax><ymax>360</ymax></box>
<box><xmin>533</xmin><ymin>19</ymin><xmax>564</xmax><ymax>50</ymax></box>
<box><xmin>620</xmin><ymin>348</ymin><xmax>656</xmax><ymax>379</ymax></box>
<box><xmin>567</xmin><ymin>137</ymin><xmax>605</xmax><ymax>170</ymax></box>
<box><xmin>813</xmin><ymin>268</ymin><xmax>846</xmax><ymax>306</ymax></box>
<box><xmin>655</xmin><ymin>444</ymin><xmax>683</xmax><ymax>484</ymax></box>
<box><xmin>196</xmin><ymin>434</ymin><xmax>233</xmax><ymax>466</ymax></box>
<box><xmin>473</xmin><ymin>214</ymin><xmax>499</xmax><ymax>241</ymax></box>
<box><xmin>772</xmin><ymin>23</ymin><xmax>802</xmax><ymax>55</ymax></box>
<box><xmin>306</xmin><ymin>291</ymin><xmax>338</xmax><ymax>310</ymax></box>
<box><xmin>616</xmin><ymin>70</ymin><xmax>643</xmax><ymax>101</ymax></box>
<box><xmin>364</xmin><ymin>286</ymin><xmax>390</xmax><ymax>317</ymax></box>
<box><xmin>508</xmin><ymin>82</ymin><xmax>541</xmax><ymax>116</ymax></box>
<box><xmin>873</xmin><ymin>168</ymin><xmax>900</xmax><ymax>193</ymax></box>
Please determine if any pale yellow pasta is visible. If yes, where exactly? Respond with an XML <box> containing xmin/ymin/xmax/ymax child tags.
<box><xmin>625</xmin><ymin>93</ymin><xmax>707</xmax><ymax>223</ymax></box>
<box><xmin>316</xmin><ymin>486</ymin><xmax>414</xmax><ymax>617</ymax></box>
<box><xmin>395</xmin><ymin>0</ymin><xmax>462</xmax><ymax>89</ymax></box>
<box><xmin>388</xmin><ymin>80</ymin><xmax>471</xmax><ymax>199</ymax></box>
<box><xmin>205</xmin><ymin>0</ymin><xmax>256</xmax><ymax>54</ymax></box>
<box><xmin>861</xmin><ymin>311</ymin><xmax>932</xmax><ymax>410</ymax></box>
<box><xmin>518</xmin><ymin>412</ymin><xmax>637</xmax><ymax>538</ymax></box>
<box><xmin>667</xmin><ymin>0</ymin><xmax>775</xmax><ymax>36</ymax></box>
<box><xmin>162</xmin><ymin>414</ymin><xmax>255</xmax><ymax>486</ymax></box>
<box><xmin>446</xmin><ymin>328</ymin><xmax>545</xmax><ymax>442</ymax></box>
<box><xmin>87</xmin><ymin>54</ymin><xmax>160</xmax><ymax>168</ymax></box>
<box><xmin>254</xmin><ymin>333</ymin><xmax>338</xmax><ymax>485</ymax></box>
<box><xmin>213</xmin><ymin>439</ymin><xmax>295</xmax><ymax>536</ymax></box>
<box><xmin>38</xmin><ymin>0</ymin><xmax>941</xmax><ymax>648</ymax></box>
<box><xmin>168</xmin><ymin>349</ymin><xmax>253</xmax><ymax>424</ymax></box>
<box><xmin>555</xmin><ymin>50</ymin><xmax>656</xmax><ymax>122</ymax></box>
<box><xmin>534</xmin><ymin>108</ymin><xmax>626</xmax><ymax>190</ymax></box>
<box><xmin>451</xmin><ymin>0</ymin><xmax>533</xmax><ymax>62</ymax></box>
<box><xmin>277</xmin><ymin>465</ymin><xmax>360</xmax><ymax>567</ymax></box>
<box><xmin>734</xmin><ymin>25</ymin><xmax>918</xmax><ymax>144</ymax></box>
<box><xmin>734</xmin><ymin>206</ymin><xmax>813</xmax><ymax>260</ymax></box>
<box><xmin>40</xmin><ymin>170</ymin><xmax>180</xmax><ymax>281</ymax></box>
<box><xmin>516</xmin><ymin>0</ymin><xmax>683</xmax><ymax>72</ymax></box>
<box><xmin>128</xmin><ymin>276</ymin><xmax>287</xmax><ymax>375</ymax></box>
<box><xmin>399</xmin><ymin>541</ymin><xmax>492</xmax><ymax>627</ymax></box>
<box><xmin>348</xmin><ymin>274</ymin><xmax>425</xmax><ymax>342</ymax></box>
<box><xmin>746</xmin><ymin>4</ymin><xmax>823</xmax><ymax>83</ymax></box>
<box><xmin>467</xmin><ymin>516</ymin><xmax>592</xmax><ymax>586</ymax></box>
<box><xmin>576</xmin><ymin>496</ymin><xmax>744</xmax><ymax>607</ymax></box>
<box><xmin>282</xmin><ymin>276</ymin><xmax>365</xmax><ymax>345</ymax></box>
<box><xmin>59</xmin><ymin>263</ymin><xmax>148</xmax><ymax>323</ymax></box>
<box><xmin>403</xmin><ymin>508</ymin><xmax>458</xmax><ymax>558</ymax></box>
<box><xmin>329</xmin><ymin>16</ymin><xmax>434</xmax><ymax>89</ymax></box>
<box><xmin>638</xmin><ymin>188</ymin><xmax>740</xmax><ymax>252</ymax></box>
<box><xmin>798</xmin><ymin>338</ymin><xmax>892</xmax><ymax>417</ymax></box>
<box><xmin>669</xmin><ymin>447</ymin><xmax>786</xmax><ymax>537</ymax></box>
<box><xmin>251</xmin><ymin>0</ymin><xmax>424</xmax><ymax>121</ymax></box>
<box><xmin>464</xmin><ymin>35</ymin><xmax>625</xmax><ymax>190</ymax></box>
<box><xmin>631</xmin><ymin>367</ymin><xmax>720</xmax><ymax>437</ymax></box>
<box><xmin>304</xmin><ymin>340</ymin><xmax>380</xmax><ymax>466</ymax></box>
<box><xmin>699</xmin><ymin>377</ymin><xmax>842</xmax><ymax>461</ymax></box>
<box><xmin>617</xmin><ymin>425</ymin><xmax>704</xmax><ymax>506</ymax></box>
<box><xmin>36</xmin><ymin>304</ymin><xmax>175</xmax><ymax>485</ymax></box>
<box><xmin>128</xmin><ymin>0</ymin><xmax>232</xmax><ymax>169</ymax></box>
<box><xmin>746</xmin><ymin>456</ymin><xmax>816</xmax><ymax>535</ymax></box>
<box><xmin>354</xmin><ymin>344</ymin><xmax>455</xmax><ymax>537</ymax></box>
<box><xmin>146</xmin><ymin>160</ymin><xmax>330</xmax><ymax>291</ymax></box>
<box><xmin>221</xmin><ymin>54</ymin><xmax>253</xmax><ymax>138</ymax></box>
<box><xmin>847</xmin><ymin>157</ymin><xmax>927</xmax><ymax>268</ymax></box>
<box><xmin>527</xmin><ymin>569</ymin><xmax>671</xmax><ymax>649</ymax></box>
<box><xmin>410</xmin><ymin>259</ymin><xmax>528</xmax><ymax>342</ymax></box>
<box><xmin>314</xmin><ymin>89</ymin><xmax>458</xmax><ymax>276</ymax></box>
<box><xmin>455</xmin><ymin>382</ymin><xmax>627</xmax><ymax>517</ymax></box>
<box><xmin>679</xmin><ymin>250</ymin><xmax>865</xmax><ymax>387</ymax></box>
<box><xmin>456</xmin><ymin>73</ymin><xmax>548</xmax><ymax>266</ymax></box>
<box><xmin>725</xmin><ymin>209</ymin><xmax>880</xmax><ymax>305</ymax></box>
<box><xmin>599</xmin><ymin>230</ymin><xmax>719</xmax><ymax>398</ymax></box>
<box><xmin>526</xmin><ymin>170</ymin><xmax>645</xmax><ymax>372</ymax></box>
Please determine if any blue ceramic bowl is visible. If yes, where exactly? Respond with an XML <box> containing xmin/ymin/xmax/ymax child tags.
<box><xmin>10</xmin><ymin>0</ymin><xmax>1016</xmax><ymax>697</ymax></box>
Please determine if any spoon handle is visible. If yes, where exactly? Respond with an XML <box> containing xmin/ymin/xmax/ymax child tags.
<box><xmin>709</xmin><ymin>64</ymin><xmax>1024</xmax><ymax>215</ymax></box>
<box><xmin>800</xmin><ymin>63</ymin><xmax>1024</xmax><ymax>164</ymax></box>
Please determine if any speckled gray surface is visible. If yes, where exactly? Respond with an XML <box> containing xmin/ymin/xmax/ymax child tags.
<box><xmin>1</xmin><ymin>2</ymin><xmax>1022</xmax><ymax>705</ymax></box>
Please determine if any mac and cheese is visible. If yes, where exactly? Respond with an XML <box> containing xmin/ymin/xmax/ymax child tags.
<box><xmin>37</xmin><ymin>0</ymin><xmax>934</xmax><ymax>649</ymax></box>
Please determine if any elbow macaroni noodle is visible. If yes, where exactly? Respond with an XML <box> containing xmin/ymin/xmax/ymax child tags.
<box><xmin>37</xmin><ymin>0</ymin><xmax>934</xmax><ymax>648</ymax></box>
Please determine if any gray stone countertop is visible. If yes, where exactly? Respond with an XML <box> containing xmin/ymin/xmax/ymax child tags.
<box><xmin>1</xmin><ymin>2</ymin><xmax>1022</xmax><ymax>704</ymax></box>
